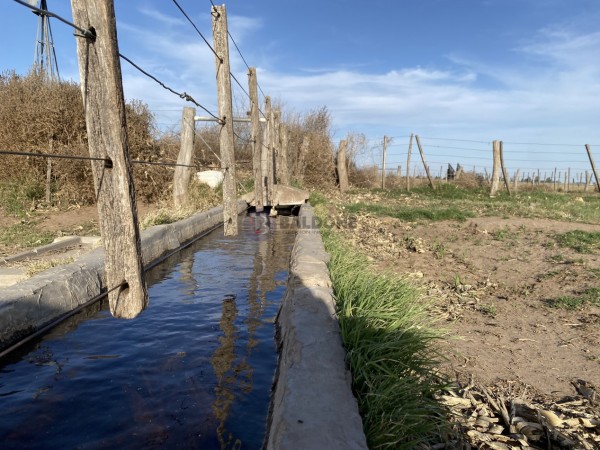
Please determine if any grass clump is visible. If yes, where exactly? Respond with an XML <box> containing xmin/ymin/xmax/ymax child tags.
<box><xmin>322</xmin><ymin>230</ymin><xmax>450</xmax><ymax>449</ymax></box>
<box><xmin>555</xmin><ymin>230</ymin><xmax>600</xmax><ymax>253</ymax></box>
<box><xmin>549</xmin><ymin>287</ymin><xmax>600</xmax><ymax>310</ymax></box>
<box><xmin>345</xmin><ymin>202</ymin><xmax>473</xmax><ymax>222</ymax></box>
<box><xmin>0</xmin><ymin>223</ymin><xmax>54</xmax><ymax>255</ymax></box>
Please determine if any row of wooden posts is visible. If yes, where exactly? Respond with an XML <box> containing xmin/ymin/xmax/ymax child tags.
<box><xmin>69</xmin><ymin>1</ymin><xmax>284</xmax><ymax>319</ymax></box>
<box><xmin>353</xmin><ymin>133</ymin><xmax>600</xmax><ymax>195</ymax></box>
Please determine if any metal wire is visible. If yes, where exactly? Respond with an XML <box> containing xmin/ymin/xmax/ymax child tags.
<box><xmin>13</xmin><ymin>0</ymin><xmax>95</xmax><ymax>39</ymax></box>
<box><xmin>119</xmin><ymin>53</ymin><xmax>221</xmax><ymax>123</ymax></box>
<box><xmin>172</xmin><ymin>0</ymin><xmax>221</xmax><ymax>62</ymax></box>
<box><xmin>0</xmin><ymin>149</ymin><xmax>197</xmax><ymax>169</ymax></box>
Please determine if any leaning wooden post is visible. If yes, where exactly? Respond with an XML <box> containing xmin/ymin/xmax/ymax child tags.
<box><xmin>415</xmin><ymin>135</ymin><xmax>435</xmax><ymax>189</ymax></box>
<box><xmin>499</xmin><ymin>141</ymin><xmax>511</xmax><ymax>195</ymax></box>
<box><xmin>406</xmin><ymin>133</ymin><xmax>413</xmax><ymax>191</ymax></box>
<box><xmin>71</xmin><ymin>0</ymin><xmax>147</xmax><ymax>318</ymax></box>
<box><xmin>585</xmin><ymin>144</ymin><xmax>600</xmax><ymax>192</ymax></box>
<box><xmin>248</xmin><ymin>67</ymin><xmax>263</xmax><ymax>212</ymax></box>
<box><xmin>337</xmin><ymin>139</ymin><xmax>349</xmax><ymax>192</ymax></box>
<box><xmin>212</xmin><ymin>4</ymin><xmax>238</xmax><ymax>235</ymax></box>
<box><xmin>173</xmin><ymin>107</ymin><xmax>195</xmax><ymax>209</ymax></box>
<box><xmin>381</xmin><ymin>135</ymin><xmax>387</xmax><ymax>189</ymax></box>
<box><xmin>490</xmin><ymin>140</ymin><xmax>501</xmax><ymax>196</ymax></box>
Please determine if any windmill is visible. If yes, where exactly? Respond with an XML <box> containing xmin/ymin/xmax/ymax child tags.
<box><xmin>29</xmin><ymin>0</ymin><xmax>60</xmax><ymax>81</ymax></box>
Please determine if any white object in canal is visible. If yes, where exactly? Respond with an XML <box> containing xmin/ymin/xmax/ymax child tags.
<box><xmin>195</xmin><ymin>170</ymin><xmax>224</xmax><ymax>189</ymax></box>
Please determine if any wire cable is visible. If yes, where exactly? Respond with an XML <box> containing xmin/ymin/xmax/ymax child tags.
<box><xmin>171</xmin><ymin>0</ymin><xmax>221</xmax><ymax>62</ymax></box>
<box><xmin>118</xmin><ymin>53</ymin><xmax>221</xmax><ymax>123</ymax></box>
<box><xmin>13</xmin><ymin>0</ymin><xmax>95</xmax><ymax>39</ymax></box>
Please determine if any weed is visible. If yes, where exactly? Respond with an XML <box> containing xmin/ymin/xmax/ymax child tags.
<box><xmin>26</xmin><ymin>257</ymin><xmax>75</xmax><ymax>277</ymax></box>
<box><xmin>432</xmin><ymin>242</ymin><xmax>447</xmax><ymax>259</ymax></box>
<box><xmin>321</xmin><ymin>229</ymin><xmax>451</xmax><ymax>449</ymax></box>
<box><xmin>345</xmin><ymin>202</ymin><xmax>473</xmax><ymax>222</ymax></box>
<box><xmin>555</xmin><ymin>230</ymin><xmax>600</xmax><ymax>253</ymax></box>
<box><xmin>548</xmin><ymin>287</ymin><xmax>600</xmax><ymax>310</ymax></box>
<box><xmin>308</xmin><ymin>191</ymin><xmax>328</xmax><ymax>207</ymax></box>
<box><xmin>479</xmin><ymin>304</ymin><xmax>497</xmax><ymax>317</ymax></box>
<box><xmin>0</xmin><ymin>222</ymin><xmax>54</xmax><ymax>255</ymax></box>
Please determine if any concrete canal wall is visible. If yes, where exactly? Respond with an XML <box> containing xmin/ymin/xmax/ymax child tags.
<box><xmin>266</xmin><ymin>203</ymin><xmax>368</xmax><ymax>450</ymax></box>
<box><xmin>0</xmin><ymin>200</ymin><xmax>247</xmax><ymax>351</ymax></box>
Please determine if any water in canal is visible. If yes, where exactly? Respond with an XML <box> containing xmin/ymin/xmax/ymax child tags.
<box><xmin>0</xmin><ymin>212</ymin><xmax>296</xmax><ymax>449</ymax></box>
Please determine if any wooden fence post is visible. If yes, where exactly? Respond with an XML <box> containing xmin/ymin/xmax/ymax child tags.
<box><xmin>415</xmin><ymin>135</ymin><xmax>435</xmax><ymax>189</ymax></box>
<box><xmin>45</xmin><ymin>137</ymin><xmax>53</xmax><ymax>204</ymax></box>
<box><xmin>248</xmin><ymin>67</ymin><xmax>263</xmax><ymax>212</ymax></box>
<box><xmin>278</xmin><ymin>121</ymin><xmax>290</xmax><ymax>185</ymax></box>
<box><xmin>490</xmin><ymin>140</ymin><xmax>501</xmax><ymax>196</ymax></box>
<box><xmin>553</xmin><ymin>168</ymin><xmax>557</xmax><ymax>192</ymax></box>
<box><xmin>262</xmin><ymin>97</ymin><xmax>273</xmax><ymax>206</ymax></box>
<box><xmin>212</xmin><ymin>4</ymin><xmax>238</xmax><ymax>235</ymax></box>
<box><xmin>173</xmin><ymin>107</ymin><xmax>195</xmax><ymax>209</ymax></box>
<box><xmin>71</xmin><ymin>0</ymin><xmax>148</xmax><ymax>318</ymax></box>
<box><xmin>499</xmin><ymin>141</ymin><xmax>511</xmax><ymax>195</ymax></box>
<box><xmin>337</xmin><ymin>139</ymin><xmax>349</xmax><ymax>192</ymax></box>
<box><xmin>585</xmin><ymin>171</ymin><xmax>590</xmax><ymax>192</ymax></box>
<box><xmin>381</xmin><ymin>135</ymin><xmax>387</xmax><ymax>189</ymax></box>
<box><xmin>514</xmin><ymin>169</ymin><xmax>520</xmax><ymax>192</ymax></box>
<box><xmin>585</xmin><ymin>144</ymin><xmax>600</xmax><ymax>192</ymax></box>
<box><xmin>406</xmin><ymin>133</ymin><xmax>413</xmax><ymax>191</ymax></box>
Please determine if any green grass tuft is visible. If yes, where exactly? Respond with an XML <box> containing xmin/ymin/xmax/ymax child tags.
<box><xmin>321</xmin><ymin>229</ymin><xmax>451</xmax><ymax>449</ymax></box>
<box><xmin>555</xmin><ymin>230</ymin><xmax>600</xmax><ymax>253</ymax></box>
<box><xmin>345</xmin><ymin>202</ymin><xmax>473</xmax><ymax>222</ymax></box>
<box><xmin>548</xmin><ymin>287</ymin><xmax>600</xmax><ymax>310</ymax></box>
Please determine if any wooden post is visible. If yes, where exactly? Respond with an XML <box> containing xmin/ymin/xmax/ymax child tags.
<box><xmin>262</xmin><ymin>96</ymin><xmax>272</xmax><ymax>206</ymax></box>
<box><xmin>71</xmin><ymin>0</ymin><xmax>148</xmax><ymax>318</ymax></box>
<box><xmin>337</xmin><ymin>139</ymin><xmax>349</xmax><ymax>192</ymax></box>
<box><xmin>415</xmin><ymin>135</ymin><xmax>435</xmax><ymax>189</ymax></box>
<box><xmin>514</xmin><ymin>169</ymin><xmax>520</xmax><ymax>192</ymax></box>
<box><xmin>499</xmin><ymin>141</ymin><xmax>511</xmax><ymax>195</ymax></box>
<box><xmin>490</xmin><ymin>140</ymin><xmax>501</xmax><ymax>196</ymax></box>
<box><xmin>173</xmin><ymin>107</ymin><xmax>195</xmax><ymax>209</ymax></box>
<box><xmin>381</xmin><ymin>135</ymin><xmax>387</xmax><ymax>189</ymax></box>
<box><xmin>212</xmin><ymin>4</ymin><xmax>238</xmax><ymax>235</ymax></box>
<box><xmin>585</xmin><ymin>170</ymin><xmax>590</xmax><ymax>192</ymax></box>
<box><xmin>278</xmin><ymin>120</ymin><xmax>290</xmax><ymax>185</ymax></box>
<box><xmin>406</xmin><ymin>133</ymin><xmax>413</xmax><ymax>191</ymax></box>
<box><xmin>553</xmin><ymin>168</ymin><xmax>557</xmax><ymax>192</ymax></box>
<box><xmin>248</xmin><ymin>67</ymin><xmax>263</xmax><ymax>212</ymax></box>
<box><xmin>273</xmin><ymin>109</ymin><xmax>282</xmax><ymax>184</ymax></box>
<box><xmin>566</xmin><ymin>168</ymin><xmax>571</xmax><ymax>192</ymax></box>
<box><xmin>585</xmin><ymin>144</ymin><xmax>600</xmax><ymax>192</ymax></box>
<box><xmin>45</xmin><ymin>137</ymin><xmax>53</xmax><ymax>204</ymax></box>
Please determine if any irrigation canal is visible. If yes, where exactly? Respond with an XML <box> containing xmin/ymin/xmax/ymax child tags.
<box><xmin>0</xmin><ymin>212</ymin><xmax>297</xmax><ymax>449</ymax></box>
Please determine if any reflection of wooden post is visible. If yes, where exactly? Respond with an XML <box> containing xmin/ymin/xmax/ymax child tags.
<box><xmin>415</xmin><ymin>135</ymin><xmax>435</xmax><ymax>189</ymax></box>
<box><xmin>248</xmin><ymin>67</ymin><xmax>263</xmax><ymax>212</ymax></box>
<box><xmin>585</xmin><ymin>144</ymin><xmax>600</xmax><ymax>192</ymax></box>
<box><xmin>212</xmin><ymin>4</ymin><xmax>238</xmax><ymax>235</ymax></box>
<box><xmin>71</xmin><ymin>0</ymin><xmax>148</xmax><ymax>318</ymax></box>
<box><xmin>406</xmin><ymin>133</ymin><xmax>413</xmax><ymax>191</ymax></box>
<box><xmin>337</xmin><ymin>139</ymin><xmax>349</xmax><ymax>192</ymax></box>
<box><xmin>499</xmin><ymin>141</ymin><xmax>511</xmax><ymax>195</ymax></box>
<box><xmin>490</xmin><ymin>140</ymin><xmax>501</xmax><ymax>196</ymax></box>
<box><xmin>173</xmin><ymin>107</ymin><xmax>195</xmax><ymax>208</ymax></box>
<box><xmin>381</xmin><ymin>135</ymin><xmax>387</xmax><ymax>189</ymax></box>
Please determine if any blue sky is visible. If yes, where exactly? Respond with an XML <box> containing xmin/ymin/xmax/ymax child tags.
<box><xmin>3</xmin><ymin>0</ymin><xmax>600</xmax><ymax>176</ymax></box>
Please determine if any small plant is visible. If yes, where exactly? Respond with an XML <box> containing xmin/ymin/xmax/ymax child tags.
<box><xmin>548</xmin><ymin>287</ymin><xmax>600</xmax><ymax>310</ymax></box>
<box><xmin>26</xmin><ymin>257</ymin><xmax>75</xmax><ymax>277</ymax></box>
<box><xmin>479</xmin><ymin>303</ymin><xmax>497</xmax><ymax>317</ymax></box>
<box><xmin>432</xmin><ymin>241</ymin><xmax>447</xmax><ymax>259</ymax></box>
<box><xmin>555</xmin><ymin>230</ymin><xmax>600</xmax><ymax>254</ymax></box>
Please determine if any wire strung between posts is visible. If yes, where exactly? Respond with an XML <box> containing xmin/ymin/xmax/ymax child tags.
<box><xmin>172</xmin><ymin>0</ymin><xmax>222</xmax><ymax>62</ymax></box>
<box><xmin>119</xmin><ymin>53</ymin><xmax>221</xmax><ymax>123</ymax></box>
<box><xmin>196</xmin><ymin>131</ymin><xmax>223</xmax><ymax>165</ymax></box>
<box><xmin>0</xmin><ymin>149</ymin><xmax>198</xmax><ymax>169</ymax></box>
<box><xmin>13</xmin><ymin>0</ymin><xmax>95</xmax><ymax>39</ymax></box>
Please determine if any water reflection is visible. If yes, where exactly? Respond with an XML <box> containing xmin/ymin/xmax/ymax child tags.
<box><xmin>0</xmin><ymin>213</ymin><xmax>296</xmax><ymax>449</ymax></box>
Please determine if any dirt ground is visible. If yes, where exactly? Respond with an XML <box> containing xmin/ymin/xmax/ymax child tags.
<box><xmin>330</xmin><ymin>198</ymin><xmax>600</xmax><ymax>447</ymax></box>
